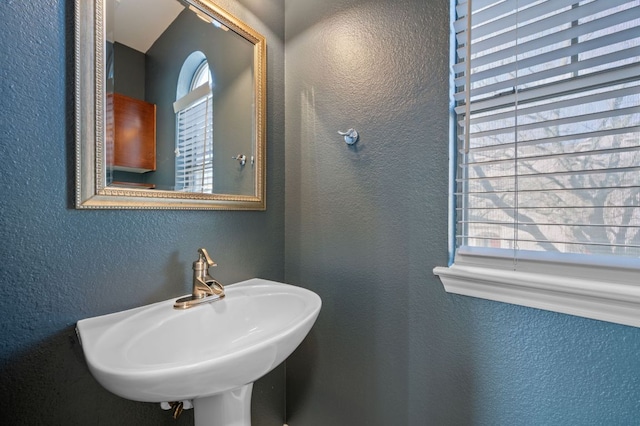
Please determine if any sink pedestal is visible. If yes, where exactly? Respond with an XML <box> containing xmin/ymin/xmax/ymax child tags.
<box><xmin>194</xmin><ymin>384</ymin><xmax>253</xmax><ymax>426</ymax></box>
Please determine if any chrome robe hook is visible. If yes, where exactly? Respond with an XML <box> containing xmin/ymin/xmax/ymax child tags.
<box><xmin>338</xmin><ymin>128</ymin><xmax>359</xmax><ymax>145</ymax></box>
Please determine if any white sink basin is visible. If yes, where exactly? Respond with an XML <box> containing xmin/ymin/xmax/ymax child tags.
<box><xmin>76</xmin><ymin>278</ymin><xmax>321</xmax><ymax>425</ymax></box>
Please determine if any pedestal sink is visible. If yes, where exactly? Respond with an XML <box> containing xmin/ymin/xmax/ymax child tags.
<box><xmin>76</xmin><ymin>278</ymin><xmax>321</xmax><ymax>426</ymax></box>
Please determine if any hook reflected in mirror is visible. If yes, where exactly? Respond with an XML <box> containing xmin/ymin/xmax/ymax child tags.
<box><xmin>232</xmin><ymin>154</ymin><xmax>247</xmax><ymax>167</ymax></box>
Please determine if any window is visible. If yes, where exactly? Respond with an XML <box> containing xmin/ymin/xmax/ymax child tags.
<box><xmin>434</xmin><ymin>0</ymin><xmax>640</xmax><ymax>327</ymax></box>
<box><xmin>174</xmin><ymin>59</ymin><xmax>214</xmax><ymax>193</ymax></box>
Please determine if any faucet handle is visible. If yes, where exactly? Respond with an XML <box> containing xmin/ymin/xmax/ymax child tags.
<box><xmin>197</xmin><ymin>248</ymin><xmax>217</xmax><ymax>268</ymax></box>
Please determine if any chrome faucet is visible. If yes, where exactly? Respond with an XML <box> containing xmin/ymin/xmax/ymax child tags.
<box><xmin>174</xmin><ymin>248</ymin><xmax>225</xmax><ymax>309</ymax></box>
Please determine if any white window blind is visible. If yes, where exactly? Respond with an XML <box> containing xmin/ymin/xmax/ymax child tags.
<box><xmin>174</xmin><ymin>82</ymin><xmax>214</xmax><ymax>193</ymax></box>
<box><xmin>435</xmin><ymin>0</ymin><xmax>640</xmax><ymax>328</ymax></box>
<box><xmin>454</xmin><ymin>0</ymin><xmax>640</xmax><ymax>261</ymax></box>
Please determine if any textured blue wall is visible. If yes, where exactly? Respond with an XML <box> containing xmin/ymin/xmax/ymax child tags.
<box><xmin>283</xmin><ymin>0</ymin><xmax>640</xmax><ymax>424</ymax></box>
<box><xmin>2</xmin><ymin>0</ymin><xmax>639</xmax><ymax>424</ymax></box>
<box><xmin>0</xmin><ymin>0</ymin><xmax>285</xmax><ymax>424</ymax></box>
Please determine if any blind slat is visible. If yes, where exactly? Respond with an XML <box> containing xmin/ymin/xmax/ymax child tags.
<box><xmin>455</xmin><ymin>45</ymin><xmax>640</xmax><ymax>101</ymax></box>
<box><xmin>456</xmin><ymin>0</ymin><xmax>632</xmax><ymax>57</ymax></box>
<box><xmin>455</xmin><ymin>236</ymin><xmax>640</xmax><ymax>250</ymax></box>
<box><xmin>455</xmin><ymin>26</ymin><xmax>640</xmax><ymax>88</ymax></box>
<box><xmin>461</xmin><ymin>165</ymin><xmax>640</xmax><ymax>181</ymax></box>
<box><xmin>462</xmin><ymin>105</ymin><xmax>640</xmax><ymax>140</ymax></box>
<box><xmin>463</xmin><ymin>83</ymin><xmax>640</xmax><ymax>127</ymax></box>
<box><xmin>455</xmin><ymin>5</ymin><xmax>640</xmax><ymax>72</ymax></box>
<box><xmin>455</xmin><ymin>0</ymin><xmax>581</xmax><ymax>40</ymax></box>
<box><xmin>454</xmin><ymin>0</ymin><xmax>542</xmax><ymax>34</ymax></box>
<box><xmin>461</xmin><ymin>126</ymin><xmax>640</xmax><ymax>154</ymax></box>
<box><xmin>461</xmin><ymin>145</ymin><xmax>640</xmax><ymax>168</ymax></box>
<box><xmin>456</xmin><ymin>0</ymin><xmax>503</xmax><ymax>20</ymax></box>
<box><xmin>455</xmin><ymin>62</ymin><xmax>640</xmax><ymax>114</ymax></box>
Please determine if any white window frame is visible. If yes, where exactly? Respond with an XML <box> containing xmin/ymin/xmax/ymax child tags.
<box><xmin>434</xmin><ymin>0</ymin><xmax>640</xmax><ymax>328</ymax></box>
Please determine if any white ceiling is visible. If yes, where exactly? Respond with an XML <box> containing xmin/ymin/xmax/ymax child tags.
<box><xmin>106</xmin><ymin>0</ymin><xmax>185</xmax><ymax>53</ymax></box>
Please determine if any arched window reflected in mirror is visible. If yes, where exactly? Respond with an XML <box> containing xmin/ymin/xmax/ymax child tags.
<box><xmin>191</xmin><ymin>60</ymin><xmax>213</xmax><ymax>90</ymax></box>
<box><xmin>174</xmin><ymin>54</ymin><xmax>215</xmax><ymax>193</ymax></box>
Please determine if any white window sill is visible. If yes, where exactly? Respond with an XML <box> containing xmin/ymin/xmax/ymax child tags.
<box><xmin>433</xmin><ymin>262</ymin><xmax>640</xmax><ymax>328</ymax></box>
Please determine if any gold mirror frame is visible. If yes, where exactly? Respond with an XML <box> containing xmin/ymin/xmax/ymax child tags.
<box><xmin>75</xmin><ymin>0</ymin><xmax>266</xmax><ymax>209</ymax></box>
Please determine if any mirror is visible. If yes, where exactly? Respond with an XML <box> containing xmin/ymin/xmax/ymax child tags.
<box><xmin>75</xmin><ymin>0</ymin><xmax>266</xmax><ymax>209</ymax></box>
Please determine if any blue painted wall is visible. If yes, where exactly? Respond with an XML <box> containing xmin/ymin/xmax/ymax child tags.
<box><xmin>283</xmin><ymin>0</ymin><xmax>640</xmax><ymax>424</ymax></box>
<box><xmin>0</xmin><ymin>0</ymin><xmax>285</xmax><ymax>424</ymax></box>
<box><xmin>2</xmin><ymin>0</ymin><xmax>639</xmax><ymax>424</ymax></box>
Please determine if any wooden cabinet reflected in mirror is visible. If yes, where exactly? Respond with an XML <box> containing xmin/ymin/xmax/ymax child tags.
<box><xmin>108</xmin><ymin>93</ymin><xmax>157</xmax><ymax>174</ymax></box>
